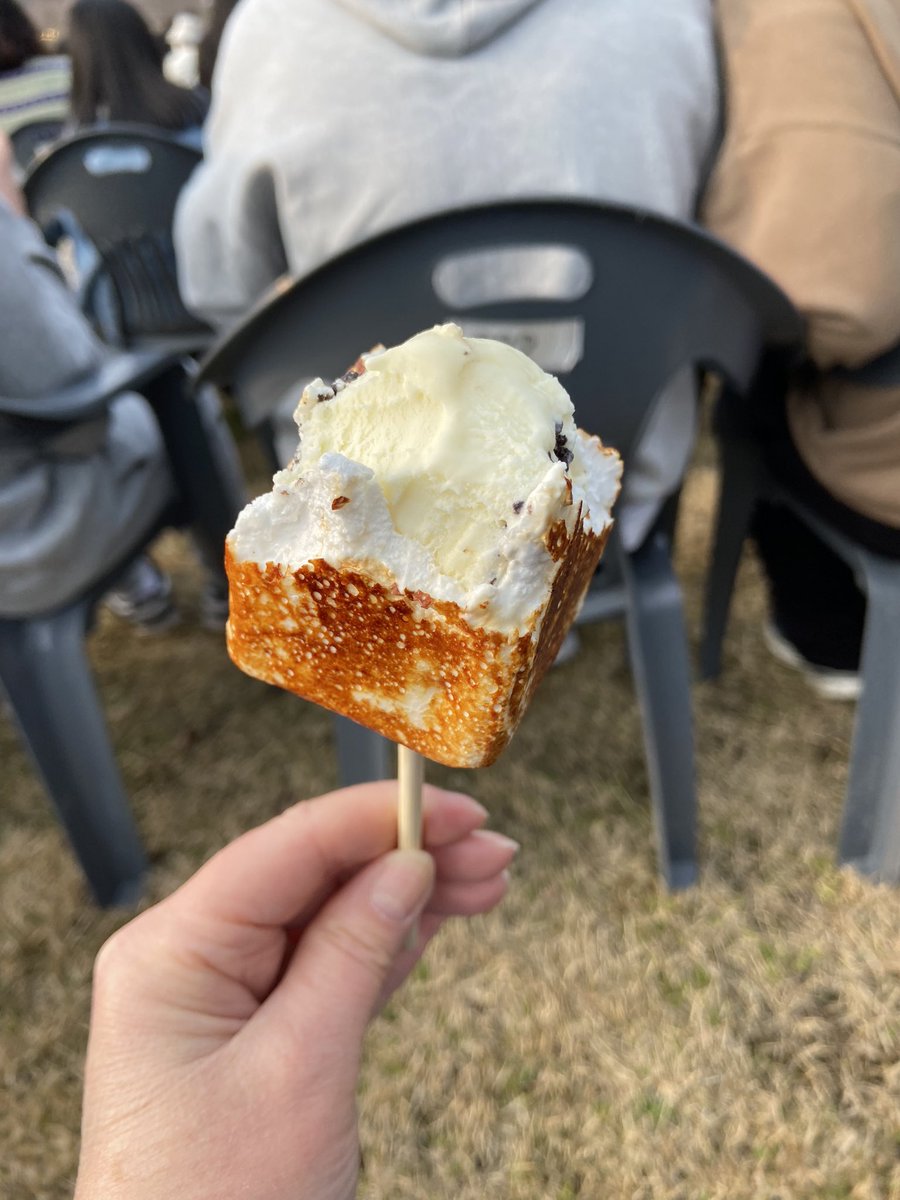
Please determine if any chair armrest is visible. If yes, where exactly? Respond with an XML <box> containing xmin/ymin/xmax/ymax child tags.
<box><xmin>0</xmin><ymin>348</ymin><xmax>183</xmax><ymax>422</ymax></box>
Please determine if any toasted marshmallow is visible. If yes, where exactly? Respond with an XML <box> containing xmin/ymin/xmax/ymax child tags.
<box><xmin>226</xmin><ymin>324</ymin><xmax>621</xmax><ymax>767</ymax></box>
<box><xmin>230</xmin><ymin>323</ymin><xmax>620</xmax><ymax>635</ymax></box>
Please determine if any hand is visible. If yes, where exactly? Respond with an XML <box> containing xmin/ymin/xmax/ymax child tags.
<box><xmin>0</xmin><ymin>131</ymin><xmax>26</xmax><ymax>216</ymax></box>
<box><xmin>74</xmin><ymin>782</ymin><xmax>516</xmax><ymax>1200</ymax></box>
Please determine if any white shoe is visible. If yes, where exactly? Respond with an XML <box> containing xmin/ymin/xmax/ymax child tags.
<box><xmin>763</xmin><ymin>621</ymin><xmax>861</xmax><ymax>702</ymax></box>
<box><xmin>105</xmin><ymin>558</ymin><xmax>180</xmax><ymax>634</ymax></box>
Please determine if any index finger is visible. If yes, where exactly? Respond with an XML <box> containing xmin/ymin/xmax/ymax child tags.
<box><xmin>172</xmin><ymin>782</ymin><xmax>488</xmax><ymax>929</ymax></box>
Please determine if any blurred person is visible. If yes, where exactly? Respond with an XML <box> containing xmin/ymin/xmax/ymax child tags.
<box><xmin>68</xmin><ymin>0</ymin><xmax>208</xmax><ymax>146</ymax></box>
<box><xmin>0</xmin><ymin>0</ymin><xmax>70</xmax><ymax>135</ymax></box>
<box><xmin>703</xmin><ymin>0</ymin><xmax>900</xmax><ymax>698</ymax></box>
<box><xmin>174</xmin><ymin>0</ymin><xmax>720</xmax><ymax>554</ymax></box>
<box><xmin>0</xmin><ymin>129</ymin><xmax>239</xmax><ymax>628</ymax></box>
<box><xmin>196</xmin><ymin>0</ymin><xmax>240</xmax><ymax>91</ymax></box>
<box><xmin>73</xmin><ymin>781</ymin><xmax>514</xmax><ymax>1200</ymax></box>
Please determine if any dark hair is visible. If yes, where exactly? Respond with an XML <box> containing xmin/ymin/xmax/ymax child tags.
<box><xmin>68</xmin><ymin>0</ymin><xmax>207</xmax><ymax>131</ymax></box>
<box><xmin>197</xmin><ymin>0</ymin><xmax>239</xmax><ymax>91</ymax></box>
<box><xmin>0</xmin><ymin>0</ymin><xmax>41</xmax><ymax>72</ymax></box>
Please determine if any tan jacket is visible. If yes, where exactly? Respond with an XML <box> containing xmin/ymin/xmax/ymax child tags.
<box><xmin>704</xmin><ymin>0</ymin><xmax>900</xmax><ymax>527</ymax></box>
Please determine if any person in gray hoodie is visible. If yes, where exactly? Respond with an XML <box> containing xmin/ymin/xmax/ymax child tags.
<box><xmin>175</xmin><ymin>0</ymin><xmax>719</xmax><ymax>549</ymax></box>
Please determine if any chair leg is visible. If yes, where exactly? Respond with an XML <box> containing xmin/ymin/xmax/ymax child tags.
<box><xmin>0</xmin><ymin>607</ymin><xmax>147</xmax><ymax>906</ymax></box>
<box><xmin>144</xmin><ymin>366</ymin><xmax>244</xmax><ymax>555</ymax></box>
<box><xmin>699</xmin><ymin>427</ymin><xmax>765</xmax><ymax>680</ymax></box>
<box><xmin>838</xmin><ymin>557</ymin><xmax>900</xmax><ymax>881</ymax></box>
<box><xmin>621</xmin><ymin>534</ymin><xmax>698</xmax><ymax>888</ymax></box>
<box><xmin>331</xmin><ymin>714</ymin><xmax>394</xmax><ymax>786</ymax></box>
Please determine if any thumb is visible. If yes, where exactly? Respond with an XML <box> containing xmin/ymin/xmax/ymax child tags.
<box><xmin>266</xmin><ymin>850</ymin><xmax>435</xmax><ymax>1060</ymax></box>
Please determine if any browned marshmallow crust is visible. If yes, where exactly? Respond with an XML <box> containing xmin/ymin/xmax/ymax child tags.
<box><xmin>225</xmin><ymin>507</ymin><xmax>611</xmax><ymax>768</ymax></box>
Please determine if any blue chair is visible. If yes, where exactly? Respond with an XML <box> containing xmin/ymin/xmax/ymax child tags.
<box><xmin>198</xmin><ymin>199</ymin><xmax>802</xmax><ymax>887</ymax></box>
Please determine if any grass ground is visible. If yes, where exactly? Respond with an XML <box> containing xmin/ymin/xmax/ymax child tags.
<box><xmin>1</xmin><ymin>452</ymin><xmax>899</xmax><ymax>1199</ymax></box>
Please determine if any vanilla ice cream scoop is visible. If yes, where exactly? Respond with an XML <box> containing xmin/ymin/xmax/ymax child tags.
<box><xmin>226</xmin><ymin>324</ymin><xmax>621</xmax><ymax>767</ymax></box>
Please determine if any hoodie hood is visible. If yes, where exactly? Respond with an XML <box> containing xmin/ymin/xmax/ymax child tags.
<box><xmin>333</xmin><ymin>0</ymin><xmax>546</xmax><ymax>56</ymax></box>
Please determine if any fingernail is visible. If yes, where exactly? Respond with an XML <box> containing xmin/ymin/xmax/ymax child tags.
<box><xmin>475</xmin><ymin>830</ymin><xmax>520</xmax><ymax>855</ymax></box>
<box><xmin>446</xmin><ymin>792</ymin><xmax>489</xmax><ymax>821</ymax></box>
<box><xmin>371</xmin><ymin>850</ymin><xmax>435</xmax><ymax>923</ymax></box>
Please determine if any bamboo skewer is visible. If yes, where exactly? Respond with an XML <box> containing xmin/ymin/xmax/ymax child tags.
<box><xmin>397</xmin><ymin>744</ymin><xmax>424</xmax><ymax>950</ymax></box>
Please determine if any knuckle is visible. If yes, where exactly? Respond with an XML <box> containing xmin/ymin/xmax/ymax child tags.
<box><xmin>91</xmin><ymin>910</ymin><xmax>159</xmax><ymax>995</ymax></box>
<box><xmin>91</xmin><ymin>930</ymin><xmax>135</xmax><ymax>1004</ymax></box>
<box><xmin>318</xmin><ymin>917</ymin><xmax>395</xmax><ymax>978</ymax></box>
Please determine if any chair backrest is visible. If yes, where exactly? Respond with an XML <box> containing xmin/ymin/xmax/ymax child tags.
<box><xmin>23</xmin><ymin>124</ymin><xmax>208</xmax><ymax>342</ymax></box>
<box><xmin>9</xmin><ymin>119</ymin><xmax>64</xmax><ymax>170</ymax></box>
<box><xmin>199</xmin><ymin>199</ymin><xmax>804</xmax><ymax>465</ymax></box>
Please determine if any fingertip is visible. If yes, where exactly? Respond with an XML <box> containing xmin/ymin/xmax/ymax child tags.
<box><xmin>470</xmin><ymin>829</ymin><xmax>520</xmax><ymax>855</ymax></box>
<box><xmin>427</xmin><ymin>869</ymin><xmax>511</xmax><ymax>918</ymax></box>
<box><xmin>424</xmin><ymin>785</ymin><xmax>487</xmax><ymax>816</ymax></box>
<box><xmin>369</xmin><ymin>849</ymin><xmax>435</xmax><ymax>924</ymax></box>
<box><xmin>430</xmin><ymin>828</ymin><xmax>519</xmax><ymax>884</ymax></box>
<box><xmin>422</xmin><ymin>788</ymin><xmax>489</xmax><ymax>845</ymax></box>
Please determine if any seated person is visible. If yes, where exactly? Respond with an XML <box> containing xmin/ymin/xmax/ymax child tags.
<box><xmin>174</xmin><ymin>0</ymin><xmax>721</xmax><ymax>553</ymax></box>
<box><xmin>0</xmin><ymin>130</ymin><xmax>238</xmax><ymax>626</ymax></box>
<box><xmin>67</xmin><ymin>0</ymin><xmax>208</xmax><ymax>149</ymax></box>
<box><xmin>0</xmin><ymin>0</ymin><xmax>69</xmax><ymax>136</ymax></box>
<box><xmin>703</xmin><ymin>0</ymin><xmax>900</xmax><ymax>698</ymax></box>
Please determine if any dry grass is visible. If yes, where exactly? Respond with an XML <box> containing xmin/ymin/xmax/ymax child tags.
<box><xmin>2</xmin><ymin>451</ymin><xmax>899</xmax><ymax>1200</ymax></box>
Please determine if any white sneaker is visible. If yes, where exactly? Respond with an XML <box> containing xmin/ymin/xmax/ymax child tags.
<box><xmin>105</xmin><ymin>558</ymin><xmax>180</xmax><ymax>634</ymax></box>
<box><xmin>763</xmin><ymin>621</ymin><xmax>861</xmax><ymax>702</ymax></box>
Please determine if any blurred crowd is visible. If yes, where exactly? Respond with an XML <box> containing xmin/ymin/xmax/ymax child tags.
<box><xmin>0</xmin><ymin>0</ymin><xmax>231</xmax><ymax>138</ymax></box>
<box><xmin>1</xmin><ymin>0</ymin><xmax>898</xmax><ymax>680</ymax></box>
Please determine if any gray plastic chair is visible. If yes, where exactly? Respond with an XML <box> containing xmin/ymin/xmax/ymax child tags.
<box><xmin>0</xmin><ymin>351</ymin><xmax>241</xmax><ymax>906</ymax></box>
<box><xmin>701</xmin><ymin>343</ymin><xmax>900</xmax><ymax>882</ymax></box>
<box><xmin>9</xmin><ymin>119</ymin><xmax>64</xmax><ymax>170</ymax></box>
<box><xmin>23</xmin><ymin>125</ymin><xmax>211</xmax><ymax>354</ymax></box>
<box><xmin>198</xmin><ymin>199</ymin><xmax>802</xmax><ymax>887</ymax></box>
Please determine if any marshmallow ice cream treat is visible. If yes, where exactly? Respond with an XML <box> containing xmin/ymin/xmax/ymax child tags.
<box><xmin>226</xmin><ymin>324</ymin><xmax>621</xmax><ymax>767</ymax></box>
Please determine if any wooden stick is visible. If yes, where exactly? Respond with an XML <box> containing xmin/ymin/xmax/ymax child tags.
<box><xmin>397</xmin><ymin>744</ymin><xmax>424</xmax><ymax>950</ymax></box>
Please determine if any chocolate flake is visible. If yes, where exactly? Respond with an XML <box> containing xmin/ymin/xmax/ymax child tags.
<box><xmin>553</xmin><ymin>420</ymin><xmax>573</xmax><ymax>466</ymax></box>
<box><xmin>331</xmin><ymin>495</ymin><xmax>351</xmax><ymax>510</ymax></box>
